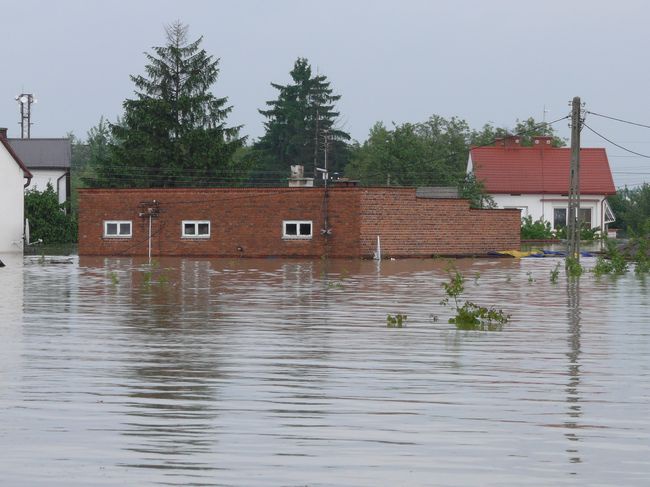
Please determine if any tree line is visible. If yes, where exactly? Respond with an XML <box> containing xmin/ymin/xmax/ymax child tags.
<box><xmin>70</xmin><ymin>22</ymin><xmax>560</xmax><ymax>194</ymax></box>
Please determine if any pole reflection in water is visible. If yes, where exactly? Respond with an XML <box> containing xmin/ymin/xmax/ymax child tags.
<box><xmin>565</xmin><ymin>277</ymin><xmax>582</xmax><ymax>468</ymax></box>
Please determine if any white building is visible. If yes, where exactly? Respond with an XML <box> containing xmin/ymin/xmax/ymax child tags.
<box><xmin>8</xmin><ymin>138</ymin><xmax>71</xmax><ymax>205</ymax></box>
<box><xmin>0</xmin><ymin>128</ymin><xmax>32</xmax><ymax>254</ymax></box>
<box><xmin>468</xmin><ymin>136</ymin><xmax>616</xmax><ymax>233</ymax></box>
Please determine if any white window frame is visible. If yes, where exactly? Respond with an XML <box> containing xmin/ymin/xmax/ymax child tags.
<box><xmin>282</xmin><ymin>220</ymin><xmax>313</xmax><ymax>239</ymax></box>
<box><xmin>182</xmin><ymin>220</ymin><xmax>211</xmax><ymax>239</ymax></box>
<box><xmin>104</xmin><ymin>220</ymin><xmax>132</xmax><ymax>238</ymax></box>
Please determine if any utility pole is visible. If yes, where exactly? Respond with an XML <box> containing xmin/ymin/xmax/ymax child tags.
<box><xmin>567</xmin><ymin>96</ymin><xmax>582</xmax><ymax>262</ymax></box>
<box><xmin>139</xmin><ymin>200</ymin><xmax>160</xmax><ymax>263</ymax></box>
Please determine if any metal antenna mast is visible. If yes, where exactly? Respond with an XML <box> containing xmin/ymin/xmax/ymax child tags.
<box><xmin>15</xmin><ymin>93</ymin><xmax>36</xmax><ymax>139</ymax></box>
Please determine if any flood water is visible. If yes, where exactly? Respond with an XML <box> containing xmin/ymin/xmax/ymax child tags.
<box><xmin>1</xmin><ymin>254</ymin><xmax>649</xmax><ymax>486</ymax></box>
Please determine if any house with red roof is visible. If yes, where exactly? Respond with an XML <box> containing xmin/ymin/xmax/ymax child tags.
<box><xmin>0</xmin><ymin>127</ymin><xmax>33</xmax><ymax>253</ymax></box>
<box><xmin>468</xmin><ymin>135</ymin><xmax>616</xmax><ymax>234</ymax></box>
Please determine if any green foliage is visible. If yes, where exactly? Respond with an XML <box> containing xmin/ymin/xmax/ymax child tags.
<box><xmin>520</xmin><ymin>215</ymin><xmax>554</xmax><ymax>240</ymax></box>
<box><xmin>440</xmin><ymin>268</ymin><xmax>465</xmax><ymax>309</ymax></box>
<box><xmin>450</xmin><ymin>302</ymin><xmax>509</xmax><ymax>331</ymax></box>
<box><xmin>565</xmin><ymin>256</ymin><xmax>583</xmax><ymax>278</ymax></box>
<box><xmin>550</xmin><ymin>262</ymin><xmax>561</xmax><ymax>283</ymax></box>
<box><xmin>93</xmin><ymin>22</ymin><xmax>247</xmax><ymax>188</ymax></box>
<box><xmin>606</xmin><ymin>240</ymin><xmax>628</xmax><ymax>274</ymax></box>
<box><xmin>108</xmin><ymin>271</ymin><xmax>119</xmax><ymax>285</ymax></box>
<box><xmin>470</xmin><ymin>117</ymin><xmax>566</xmax><ymax>148</ymax></box>
<box><xmin>254</xmin><ymin>57</ymin><xmax>350</xmax><ymax>181</ymax></box>
<box><xmin>346</xmin><ymin>116</ymin><xmax>473</xmax><ymax>187</ymax></box>
<box><xmin>607</xmin><ymin>184</ymin><xmax>650</xmax><ymax>236</ymax></box>
<box><xmin>440</xmin><ymin>267</ymin><xmax>509</xmax><ymax>331</ymax></box>
<box><xmin>24</xmin><ymin>183</ymin><xmax>77</xmax><ymax>244</ymax></box>
<box><xmin>386</xmin><ymin>313</ymin><xmax>408</xmax><ymax>328</ymax></box>
<box><xmin>459</xmin><ymin>173</ymin><xmax>496</xmax><ymax>209</ymax></box>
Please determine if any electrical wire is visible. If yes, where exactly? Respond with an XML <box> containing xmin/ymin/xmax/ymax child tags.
<box><xmin>585</xmin><ymin>111</ymin><xmax>650</xmax><ymax>130</ymax></box>
<box><xmin>582</xmin><ymin>123</ymin><xmax>650</xmax><ymax>159</ymax></box>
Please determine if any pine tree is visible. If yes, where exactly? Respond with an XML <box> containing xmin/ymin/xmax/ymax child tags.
<box><xmin>255</xmin><ymin>58</ymin><xmax>350</xmax><ymax>180</ymax></box>
<box><xmin>96</xmin><ymin>22</ymin><xmax>247</xmax><ymax>188</ymax></box>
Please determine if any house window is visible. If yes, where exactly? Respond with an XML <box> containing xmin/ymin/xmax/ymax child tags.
<box><xmin>553</xmin><ymin>208</ymin><xmax>567</xmax><ymax>229</ymax></box>
<box><xmin>283</xmin><ymin>220</ymin><xmax>313</xmax><ymax>239</ymax></box>
<box><xmin>579</xmin><ymin>208</ymin><xmax>593</xmax><ymax>229</ymax></box>
<box><xmin>104</xmin><ymin>220</ymin><xmax>132</xmax><ymax>238</ymax></box>
<box><xmin>182</xmin><ymin>220</ymin><xmax>211</xmax><ymax>238</ymax></box>
<box><xmin>554</xmin><ymin>208</ymin><xmax>593</xmax><ymax>229</ymax></box>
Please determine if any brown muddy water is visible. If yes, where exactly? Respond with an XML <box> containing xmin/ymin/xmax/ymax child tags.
<box><xmin>0</xmin><ymin>254</ymin><xmax>649</xmax><ymax>486</ymax></box>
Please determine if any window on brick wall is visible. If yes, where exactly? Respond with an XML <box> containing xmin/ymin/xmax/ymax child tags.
<box><xmin>104</xmin><ymin>220</ymin><xmax>132</xmax><ymax>238</ymax></box>
<box><xmin>182</xmin><ymin>221</ymin><xmax>211</xmax><ymax>238</ymax></box>
<box><xmin>283</xmin><ymin>220</ymin><xmax>312</xmax><ymax>239</ymax></box>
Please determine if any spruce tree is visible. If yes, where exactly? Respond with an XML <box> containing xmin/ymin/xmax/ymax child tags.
<box><xmin>96</xmin><ymin>22</ymin><xmax>246</xmax><ymax>187</ymax></box>
<box><xmin>255</xmin><ymin>58</ymin><xmax>350</xmax><ymax>180</ymax></box>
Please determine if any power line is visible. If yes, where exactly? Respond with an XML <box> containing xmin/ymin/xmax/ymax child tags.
<box><xmin>585</xmin><ymin>111</ymin><xmax>650</xmax><ymax>130</ymax></box>
<box><xmin>582</xmin><ymin>123</ymin><xmax>650</xmax><ymax>159</ymax></box>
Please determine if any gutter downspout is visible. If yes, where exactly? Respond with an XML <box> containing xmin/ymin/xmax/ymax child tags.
<box><xmin>24</xmin><ymin>175</ymin><xmax>31</xmax><ymax>188</ymax></box>
<box><xmin>56</xmin><ymin>172</ymin><xmax>66</xmax><ymax>205</ymax></box>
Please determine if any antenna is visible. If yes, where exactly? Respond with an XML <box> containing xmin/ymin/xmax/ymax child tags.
<box><xmin>15</xmin><ymin>93</ymin><xmax>37</xmax><ymax>139</ymax></box>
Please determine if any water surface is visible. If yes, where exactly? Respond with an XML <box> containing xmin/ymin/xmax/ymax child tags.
<box><xmin>1</xmin><ymin>255</ymin><xmax>649</xmax><ymax>486</ymax></box>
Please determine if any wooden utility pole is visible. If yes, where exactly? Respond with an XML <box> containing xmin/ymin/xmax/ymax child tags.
<box><xmin>567</xmin><ymin>96</ymin><xmax>582</xmax><ymax>262</ymax></box>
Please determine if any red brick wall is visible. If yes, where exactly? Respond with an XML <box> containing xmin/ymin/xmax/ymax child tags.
<box><xmin>359</xmin><ymin>188</ymin><xmax>520</xmax><ymax>257</ymax></box>
<box><xmin>78</xmin><ymin>187</ymin><xmax>520</xmax><ymax>258</ymax></box>
<box><xmin>78</xmin><ymin>188</ymin><xmax>361</xmax><ymax>258</ymax></box>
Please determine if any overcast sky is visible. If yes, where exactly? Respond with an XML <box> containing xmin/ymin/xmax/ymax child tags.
<box><xmin>1</xmin><ymin>0</ymin><xmax>649</xmax><ymax>187</ymax></box>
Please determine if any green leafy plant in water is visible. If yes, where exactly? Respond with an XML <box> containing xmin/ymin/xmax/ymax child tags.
<box><xmin>593</xmin><ymin>240</ymin><xmax>628</xmax><ymax>276</ymax></box>
<box><xmin>441</xmin><ymin>267</ymin><xmax>509</xmax><ymax>331</ymax></box>
<box><xmin>450</xmin><ymin>302</ymin><xmax>509</xmax><ymax>331</ymax></box>
<box><xmin>473</xmin><ymin>272</ymin><xmax>481</xmax><ymax>285</ymax></box>
<box><xmin>142</xmin><ymin>269</ymin><xmax>152</xmax><ymax>288</ymax></box>
<box><xmin>327</xmin><ymin>280</ymin><xmax>344</xmax><ymax>290</ymax></box>
<box><xmin>565</xmin><ymin>256</ymin><xmax>583</xmax><ymax>278</ymax></box>
<box><xmin>157</xmin><ymin>273</ymin><xmax>169</xmax><ymax>286</ymax></box>
<box><xmin>526</xmin><ymin>271</ymin><xmax>535</xmax><ymax>284</ymax></box>
<box><xmin>387</xmin><ymin>313</ymin><xmax>408</xmax><ymax>328</ymax></box>
<box><xmin>550</xmin><ymin>262</ymin><xmax>561</xmax><ymax>283</ymax></box>
<box><xmin>108</xmin><ymin>271</ymin><xmax>119</xmax><ymax>285</ymax></box>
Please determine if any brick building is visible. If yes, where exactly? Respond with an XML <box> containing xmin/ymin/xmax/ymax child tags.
<box><xmin>77</xmin><ymin>187</ymin><xmax>520</xmax><ymax>258</ymax></box>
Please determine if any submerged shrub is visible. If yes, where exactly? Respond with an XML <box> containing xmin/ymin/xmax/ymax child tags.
<box><xmin>441</xmin><ymin>267</ymin><xmax>509</xmax><ymax>331</ymax></box>
<box><xmin>449</xmin><ymin>302</ymin><xmax>510</xmax><ymax>331</ymax></box>
<box><xmin>565</xmin><ymin>256</ymin><xmax>583</xmax><ymax>277</ymax></box>
<box><xmin>387</xmin><ymin>313</ymin><xmax>408</xmax><ymax>328</ymax></box>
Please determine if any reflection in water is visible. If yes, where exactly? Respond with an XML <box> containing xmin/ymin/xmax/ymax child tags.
<box><xmin>2</xmin><ymin>256</ymin><xmax>649</xmax><ymax>485</ymax></box>
<box><xmin>565</xmin><ymin>278</ymin><xmax>582</xmax><ymax>467</ymax></box>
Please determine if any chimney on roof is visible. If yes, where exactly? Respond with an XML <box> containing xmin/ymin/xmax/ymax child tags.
<box><xmin>494</xmin><ymin>135</ymin><xmax>520</xmax><ymax>148</ymax></box>
<box><xmin>288</xmin><ymin>165</ymin><xmax>314</xmax><ymax>187</ymax></box>
<box><xmin>0</xmin><ymin>127</ymin><xmax>7</xmax><ymax>139</ymax></box>
<box><xmin>532</xmin><ymin>136</ymin><xmax>553</xmax><ymax>148</ymax></box>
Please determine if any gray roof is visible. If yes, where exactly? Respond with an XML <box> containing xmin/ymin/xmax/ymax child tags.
<box><xmin>7</xmin><ymin>138</ymin><xmax>71</xmax><ymax>169</ymax></box>
<box><xmin>416</xmin><ymin>187</ymin><xmax>459</xmax><ymax>199</ymax></box>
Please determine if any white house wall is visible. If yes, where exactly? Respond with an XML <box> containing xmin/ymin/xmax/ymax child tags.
<box><xmin>491</xmin><ymin>194</ymin><xmax>607</xmax><ymax>231</ymax></box>
<box><xmin>0</xmin><ymin>145</ymin><xmax>25</xmax><ymax>253</ymax></box>
<box><xmin>29</xmin><ymin>169</ymin><xmax>67</xmax><ymax>205</ymax></box>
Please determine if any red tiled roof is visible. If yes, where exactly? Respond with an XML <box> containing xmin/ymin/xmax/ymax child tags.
<box><xmin>470</xmin><ymin>144</ymin><xmax>616</xmax><ymax>195</ymax></box>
